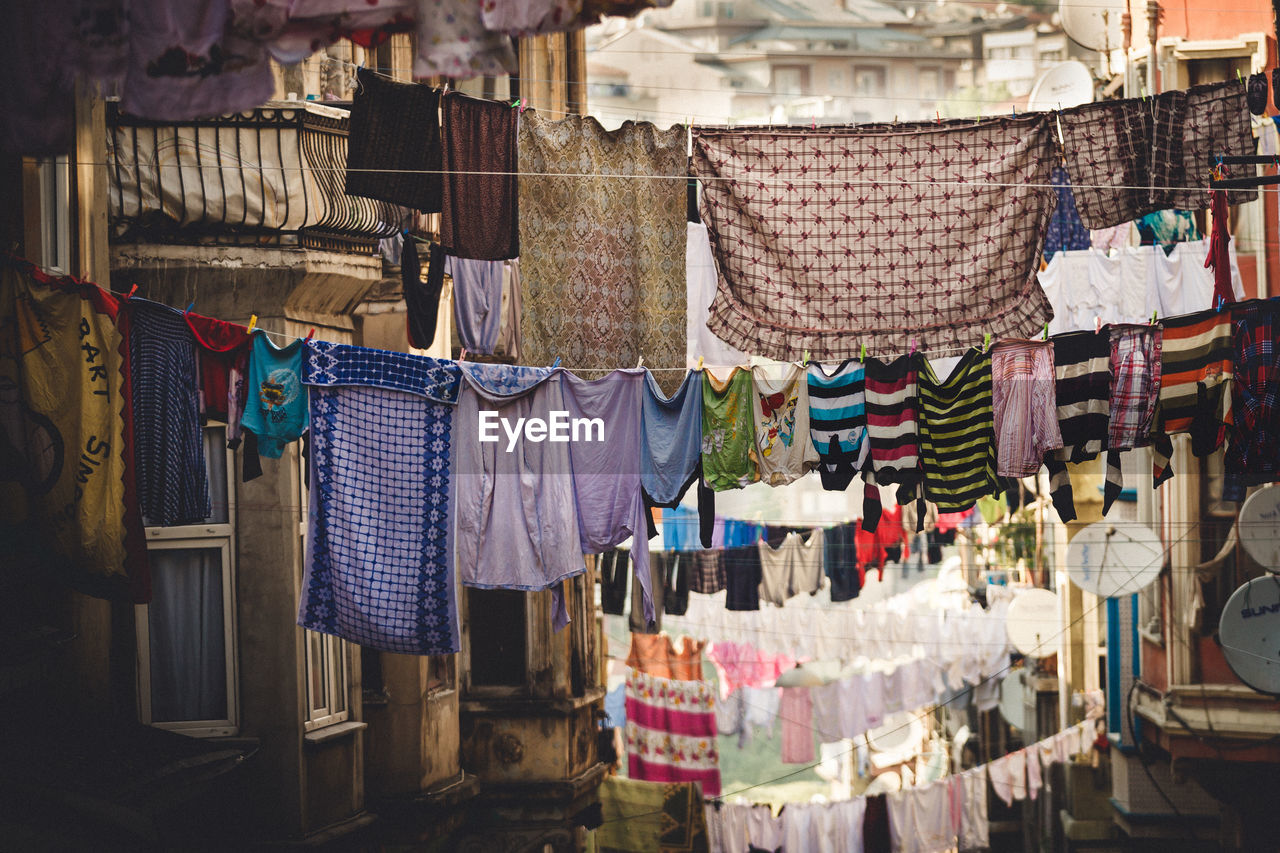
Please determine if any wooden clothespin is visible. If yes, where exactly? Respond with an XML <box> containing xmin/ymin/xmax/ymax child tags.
<box><xmin>304</xmin><ymin>328</ymin><xmax>315</xmax><ymax>342</ymax></box>
<box><xmin>247</xmin><ymin>314</ymin><xmax>258</xmax><ymax>332</ymax></box>
<box><xmin>637</xmin><ymin>355</ymin><xmax>645</xmax><ymax>369</ymax></box>
<box><xmin>460</xmin><ymin>348</ymin><xmax>469</xmax><ymax>361</ymax></box>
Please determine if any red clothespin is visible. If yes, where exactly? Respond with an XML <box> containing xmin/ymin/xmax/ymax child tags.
<box><xmin>936</xmin><ymin>110</ymin><xmax>942</xmax><ymax>125</ymax></box>
<box><xmin>126</xmin><ymin>284</ymin><xmax>138</xmax><ymax>300</ymax></box>
<box><xmin>811</xmin><ymin>119</ymin><xmax>817</xmax><ymax>131</ymax></box>
<box><xmin>910</xmin><ymin>337</ymin><xmax>918</xmax><ymax>355</ymax></box>
<box><xmin>304</xmin><ymin>328</ymin><xmax>315</xmax><ymax>342</ymax></box>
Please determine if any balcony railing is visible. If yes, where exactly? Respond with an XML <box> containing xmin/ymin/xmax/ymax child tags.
<box><xmin>107</xmin><ymin>101</ymin><xmax>404</xmax><ymax>252</ymax></box>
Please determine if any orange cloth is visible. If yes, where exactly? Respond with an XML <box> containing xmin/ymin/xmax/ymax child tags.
<box><xmin>627</xmin><ymin>633</ymin><xmax>706</xmax><ymax>681</ymax></box>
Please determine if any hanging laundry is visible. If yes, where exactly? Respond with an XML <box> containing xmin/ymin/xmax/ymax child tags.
<box><xmin>823</xmin><ymin>522</ymin><xmax>862</xmax><ymax>602</ymax></box>
<box><xmin>750</xmin><ymin>363</ymin><xmax>818</xmax><ymax>485</ymax></box>
<box><xmin>808</xmin><ymin>360</ymin><xmax>869</xmax><ymax>491</ymax></box>
<box><xmin>242</xmin><ymin>331</ymin><xmax>309</xmax><ymax>460</ymax></box>
<box><xmin>1058</xmin><ymin>80</ymin><xmax>1255</xmax><ymax>229</ymax></box>
<box><xmin>499</xmin><ymin>260</ymin><xmax>523</xmax><ymax>361</ymax></box>
<box><xmin>624</xmin><ymin>668</ymin><xmax>721</xmax><ymax>796</ymax></box>
<box><xmin>1091</xmin><ymin>223</ymin><xmax>1131</xmax><ymax>252</ymax></box>
<box><xmin>958</xmin><ymin>766</ymin><xmax>990</xmax><ymax>850</ymax></box>
<box><xmin>664</xmin><ymin>552</ymin><xmax>691</xmax><ymax>616</ymax></box>
<box><xmin>562</xmin><ymin>369</ymin><xmax>655</xmax><ymax>626</ymax></box>
<box><xmin>643</xmin><ymin>371</ymin><xmax>712</xmax><ymax>545</ymax></box>
<box><xmin>404</xmin><ymin>242</ymin><xmax>446</xmax><ymax>350</ymax></box>
<box><xmin>480</xmin><ymin>0</ymin><xmax>582</xmax><ymax>36</ymax></box>
<box><xmin>122</xmin><ymin>0</ymin><xmax>274</xmax><ymax>121</ymax></box>
<box><xmin>1155</xmin><ymin>307</ymin><xmax>1234</xmax><ymax>455</ymax></box>
<box><xmin>877</xmin><ymin>503</ymin><xmax>909</xmax><ymax>565</ymax></box>
<box><xmin>1027</xmin><ymin>744</ymin><xmax>1043</xmax><ymax>800</ymax></box>
<box><xmin>686</xmin><ymin>222</ymin><xmax>751</xmax><ymax>368</ymax></box>
<box><xmin>594</xmin><ymin>776</ymin><xmax>711</xmax><ymax>853</ymax></box>
<box><xmin>125</xmin><ymin>298</ymin><xmax>211</xmax><ymax>525</ymax></box>
<box><xmin>723</xmin><ymin>545</ymin><xmax>763</xmax><ymax>611</ymax></box>
<box><xmin>627</xmin><ymin>633</ymin><xmax>705</xmax><ymax>681</ymax></box>
<box><xmin>441</xmin><ymin>93</ymin><xmax>519</xmax><ymax>261</ymax></box>
<box><xmin>990</xmin><ymin>340</ymin><xmax>1062</xmax><ymax>477</ymax></box>
<box><xmin>702</xmin><ymin>368</ymin><xmax>759</xmax><ymax>491</ymax></box>
<box><xmin>1206</xmin><ymin>189</ymin><xmax>1237</xmax><ymax>308</ymax></box>
<box><xmin>864</xmin><ymin>355</ymin><xmax>921</xmax><ymax>505</ymax></box>
<box><xmin>712</xmin><ymin>803</ymin><xmax>784</xmax><ymax>853</ymax></box>
<box><xmin>918</xmin><ymin>349</ymin><xmax>999</xmax><ymax>512</ymax></box>
<box><xmin>722</xmin><ymin>517</ymin><xmax>763</xmax><ymax>547</ymax></box>
<box><xmin>1038</xmin><ymin>240</ymin><xmax>1243</xmax><ymax>335</ymax></box>
<box><xmin>254</xmin><ymin>0</ymin><xmax>415</xmax><ymax>65</ymax></box>
<box><xmin>412</xmin><ymin>0</ymin><xmax>516</xmax><ymax>78</ymax></box>
<box><xmin>691</xmin><ymin>117</ymin><xmax>1057</xmax><ymax>359</ymax></box>
<box><xmin>447</xmin><ymin>255</ymin><xmax>504</xmax><ymax>355</ymax></box>
<box><xmin>887</xmin><ymin>780</ymin><xmax>955</xmax><ymax>853</ymax></box>
<box><xmin>863</xmin><ymin>794</ymin><xmax>892</xmax><ymax>853</ymax></box>
<box><xmin>1225</xmin><ymin>300</ymin><xmax>1280</xmax><ymax>499</ymax></box>
<box><xmin>1043</xmin><ymin>165</ymin><xmax>1092</xmax><ymax>256</ymax></box>
<box><xmin>663</xmin><ymin>505</ymin><xmax>702</xmax><ymax>551</ymax></box>
<box><xmin>184</xmin><ymin>312</ymin><xmax>252</xmax><ymax>444</ymax></box>
<box><xmin>343</xmin><ymin>68</ymin><xmax>442</xmax><ymax>211</ymax></box>
<box><xmin>783</xmin><ymin>799</ymin><xmax>866</xmax><ymax>853</ymax></box>
<box><xmin>298</xmin><ymin>342</ymin><xmax>461</xmax><ymax>655</ymax></box>
<box><xmin>630</xmin><ymin>549</ymin><xmax>665</xmax><ymax>634</ymax></box>
<box><xmin>1042</xmin><ymin>328</ymin><xmax>1112</xmax><ymax>518</ymax></box>
<box><xmin>691</xmin><ymin>550</ymin><xmax>727</xmax><ymax>594</ymax></box>
<box><xmin>1101</xmin><ymin>324</ymin><xmax>1162</xmax><ymax>510</ymax></box>
<box><xmin>757</xmin><ymin>529</ymin><xmax>825</xmax><ymax>606</ymax></box>
<box><xmin>600</xmin><ymin>549</ymin><xmax>630</xmax><ymax>616</ymax></box>
<box><xmin>988</xmin><ymin>749</ymin><xmax>1028</xmax><ymax>806</ymax></box>
<box><xmin>454</xmin><ymin>364</ymin><xmax>584</xmax><ymax>606</ymax></box>
<box><xmin>778</xmin><ymin>686</ymin><xmax>815</xmax><ymax>764</ymax></box>
<box><xmin>1135</xmin><ymin>209</ymin><xmax>1201</xmax><ymax>250</ymax></box>
<box><xmin>519</xmin><ymin>113</ymin><xmax>687</xmax><ymax>383</ymax></box>
<box><xmin>0</xmin><ymin>262</ymin><xmax>144</xmax><ymax>598</ymax></box>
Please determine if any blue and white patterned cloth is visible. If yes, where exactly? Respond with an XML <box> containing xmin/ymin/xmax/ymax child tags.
<box><xmin>299</xmin><ymin>341</ymin><xmax>461</xmax><ymax>654</ymax></box>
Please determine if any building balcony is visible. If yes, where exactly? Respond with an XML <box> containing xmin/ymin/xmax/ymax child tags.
<box><xmin>107</xmin><ymin>101</ymin><xmax>405</xmax><ymax>254</ymax></box>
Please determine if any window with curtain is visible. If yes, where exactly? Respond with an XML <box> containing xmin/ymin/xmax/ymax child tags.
<box><xmin>136</xmin><ymin>425</ymin><xmax>238</xmax><ymax>736</ymax></box>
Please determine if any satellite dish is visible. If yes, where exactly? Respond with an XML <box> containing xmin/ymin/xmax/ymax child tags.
<box><xmin>1239</xmin><ymin>486</ymin><xmax>1280</xmax><ymax>570</ymax></box>
<box><xmin>998</xmin><ymin>670</ymin><xmax>1027</xmax><ymax>731</ymax></box>
<box><xmin>1059</xmin><ymin>0</ymin><xmax>1124</xmax><ymax>52</ymax></box>
<box><xmin>1026</xmin><ymin>61</ymin><xmax>1096</xmax><ymax>112</ymax></box>
<box><xmin>1219</xmin><ymin>577</ymin><xmax>1280</xmax><ymax>695</ymax></box>
<box><xmin>1006</xmin><ymin>588</ymin><xmax>1059</xmax><ymax>657</ymax></box>
<box><xmin>1066</xmin><ymin>521</ymin><xmax>1163</xmax><ymax>598</ymax></box>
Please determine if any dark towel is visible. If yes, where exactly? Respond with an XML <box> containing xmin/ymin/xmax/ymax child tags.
<box><xmin>664</xmin><ymin>552</ymin><xmax>691</xmax><ymax>615</ymax></box>
<box><xmin>723</xmin><ymin>545</ymin><xmax>762</xmax><ymax>611</ymax></box>
<box><xmin>600</xmin><ymin>549</ymin><xmax>629</xmax><ymax>616</ymax></box>
<box><xmin>344</xmin><ymin>68</ymin><xmax>442</xmax><ymax>212</ymax></box>
<box><xmin>404</xmin><ymin>241</ymin><xmax>446</xmax><ymax>349</ymax></box>
<box><xmin>441</xmin><ymin>93</ymin><xmax>518</xmax><ymax>260</ymax></box>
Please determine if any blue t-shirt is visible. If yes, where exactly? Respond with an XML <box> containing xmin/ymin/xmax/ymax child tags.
<box><xmin>241</xmin><ymin>332</ymin><xmax>308</xmax><ymax>458</ymax></box>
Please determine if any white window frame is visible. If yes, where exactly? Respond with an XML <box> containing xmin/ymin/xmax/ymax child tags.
<box><xmin>36</xmin><ymin>155</ymin><xmax>71</xmax><ymax>275</ymax></box>
<box><xmin>298</xmin><ymin>446</ymin><xmax>351</xmax><ymax>732</ymax></box>
<box><xmin>135</xmin><ymin>426</ymin><xmax>240</xmax><ymax>737</ymax></box>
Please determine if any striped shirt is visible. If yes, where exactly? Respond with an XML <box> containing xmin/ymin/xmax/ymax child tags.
<box><xmin>1156</xmin><ymin>308</ymin><xmax>1233</xmax><ymax>448</ymax></box>
<box><xmin>1048</xmin><ymin>329</ymin><xmax>1112</xmax><ymax>462</ymax></box>
<box><xmin>808</xmin><ymin>360</ymin><xmax>868</xmax><ymax>490</ymax></box>
<box><xmin>864</xmin><ymin>355</ymin><xmax>920</xmax><ymax>488</ymax></box>
<box><xmin>918</xmin><ymin>349</ymin><xmax>999</xmax><ymax>511</ymax></box>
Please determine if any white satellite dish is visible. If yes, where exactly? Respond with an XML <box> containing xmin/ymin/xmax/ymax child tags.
<box><xmin>1006</xmin><ymin>588</ymin><xmax>1060</xmax><ymax>657</ymax></box>
<box><xmin>1219</xmin><ymin>577</ymin><xmax>1280</xmax><ymax>695</ymax></box>
<box><xmin>1026</xmin><ymin>61</ymin><xmax>1096</xmax><ymax>112</ymax></box>
<box><xmin>1239</xmin><ymin>486</ymin><xmax>1280</xmax><ymax>571</ymax></box>
<box><xmin>1066</xmin><ymin>521</ymin><xmax>1163</xmax><ymax>598</ymax></box>
<box><xmin>1059</xmin><ymin>0</ymin><xmax>1125</xmax><ymax>52</ymax></box>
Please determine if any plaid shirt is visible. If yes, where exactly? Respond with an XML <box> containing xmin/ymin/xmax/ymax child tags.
<box><xmin>1226</xmin><ymin>302</ymin><xmax>1280</xmax><ymax>493</ymax></box>
<box><xmin>1107</xmin><ymin>325</ymin><xmax>1161</xmax><ymax>451</ymax></box>
<box><xmin>690</xmin><ymin>550</ymin><xmax>726</xmax><ymax>594</ymax></box>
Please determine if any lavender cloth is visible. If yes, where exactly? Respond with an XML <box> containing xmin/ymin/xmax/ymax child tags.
<box><xmin>453</xmin><ymin>364</ymin><xmax>585</xmax><ymax>626</ymax></box>
<box><xmin>448</xmin><ymin>255</ymin><xmax>504</xmax><ymax>355</ymax></box>
<box><xmin>561</xmin><ymin>369</ymin><xmax>655</xmax><ymax>627</ymax></box>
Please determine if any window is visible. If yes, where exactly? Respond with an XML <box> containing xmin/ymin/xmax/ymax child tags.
<box><xmin>298</xmin><ymin>443</ymin><xmax>352</xmax><ymax>730</ymax></box>
<box><xmin>467</xmin><ymin>588</ymin><xmax>529</xmax><ymax>688</ymax></box>
<box><xmin>852</xmin><ymin>66</ymin><xmax>886</xmax><ymax>97</ymax></box>
<box><xmin>36</xmin><ymin>155</ymin><xmax>71</xmax><ymax>274</ymax></box>
<box><xmin>136</xmin><ymin>426</ymin><xmax>238</xmax><ymax>736</ymax></box>
<box><xmin>772</xmin><ymin>66</ymin><xmax>809</xmax><ymax>96</ymax></box>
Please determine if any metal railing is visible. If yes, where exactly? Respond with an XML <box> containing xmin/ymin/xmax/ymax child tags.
<box><xmin>107</xmin><ymin>101</ymin><xmax>405</xmax><ymax>252</ymax></box>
